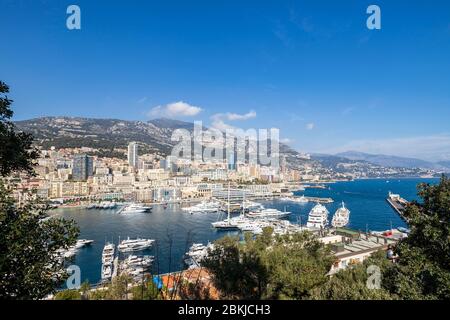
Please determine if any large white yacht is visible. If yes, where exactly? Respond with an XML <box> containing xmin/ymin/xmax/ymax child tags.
<box><xmin>117</xmin><ymin>237</ymin><xmax>154</xmax><ymax>252</ymax></box>
<box><xmin>241</xmin><ymin>200</ymin><xmax>264</xmax><ymax>211</ymax></box>
<box><xmin>101</xmin><ymin>243</ymin><xmax>115</xmax><ymax>281</ymax></box>
<box><xmin>331</xmin><ymin>202</ymin><xmax>350</xmax><ymax>228</ymax></box>
<box><xmin>74</xmin><ymin>239</ymin><xmax>94</xmax><ymax>249</ymax></box>
<box><xmin>306</xmin><ymin>203</ymin><xmax>329</xmax><ymax>229</ymax></box>
<box><xmin>122</xmin><ymin>255</ymin><xmax>153</xmax><ymax>268</ymax></box>
<box><xmin>182</xmin><ymin>200</ymin><xmax>221</xmax><ymax>214</ymax></box>
<box><xmin>291</xmin><ymin>195</ymin><xmax>309</xmax><ymax>203</ymax></box>
<box><xmin>211</xmin><ymin>216</ymin><xmax>243</xmax><ymax>230</ymax></box>
<box><xmin>211</xmin><ymin>182</ymin><xmax>243</xmax><ymax>230</ymax></box>
<box><xmin>184</xmin><ymin>242</ymin><xmax>214</xmax><ymax>268</ymax></box>
<box><xmin>118</xmin><ymin>203</ymin><xmax>152</xmax><ymax>214</ymax></box>
<box><xmin>238</xmin><ymin>222</ymin><xmax>264</xmax><ymax>234</ymax></box>
<box><xmin>246</xmin><ymin>208</ymin><xmax>291</xmax><ymax>219</ymax></box>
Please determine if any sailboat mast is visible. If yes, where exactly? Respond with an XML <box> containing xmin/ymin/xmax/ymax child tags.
<box><xmin>227</xmin><ymin>182</ymin><xmax>230</xmax><ymax>223</ymax></box>
<box><xmin>242</xmin><ymin>189</ymin><xmax>245</xmax><ymax>216</ymax></box>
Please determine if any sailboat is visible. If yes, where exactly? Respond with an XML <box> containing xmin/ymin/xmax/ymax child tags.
<box><xmin>211</xmin><ymin>182</ymin><xmax>241</xmax><ymax>230</ymax></box>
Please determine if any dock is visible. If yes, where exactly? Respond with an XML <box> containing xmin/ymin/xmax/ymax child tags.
<box><xmin>386</xmin><ymin>192</ymin><xmax>409</xmax><ymax>222</ymax></box>
<box><xmin>304</xmin><ymin>196</ymin><xmax>334</xmax><ymax>204</ymax></box>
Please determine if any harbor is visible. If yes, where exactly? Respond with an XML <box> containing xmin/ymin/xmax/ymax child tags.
<box><xmin>52</xmin><ymin>178</ymin><xmax>432</xmax><ymax>286</ymax></box>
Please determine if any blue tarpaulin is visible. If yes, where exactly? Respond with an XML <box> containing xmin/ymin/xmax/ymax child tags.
<box><xmin>152</xmin><ymin>276</ymin><xmax>163</xmax><ymax>289</ymax></box>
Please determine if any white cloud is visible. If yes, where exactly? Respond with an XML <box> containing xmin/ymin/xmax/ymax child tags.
<box><xmin>225</xmin><ymin>110</ymin><xmax>257</xmax><ymax>121</ymax></box>
<box><xmin>137</xmin><ymin>97</ymin><xmax>148</xmax><ymax>104</ymax></box>
<box><xmin>322</xmin><ymin>134</ymin><xmax>450</xmax><ymax>162</ymax></box>
<box><xmin>210</xmin><ymin>110</ymin><xmax>257</xmax><ymax>131</ymax></box>
<box><xmin>306</xmin><ymin>123</ymin><xmax>315</xmax><ymax>130</ymax></box>
<box><xmin>148</xmin><ymin>101</ymin><xmax>202</xmax><ymax>118</ymax></box>
<box><xmin>280</xmin><ymin>138</ymin><xmax>294</xmax><ymax>144</ymax></box>
<box><xmin>210</xmin><ymin>119</ymin><xmax>237</xmax><ymax>131</ymax></box>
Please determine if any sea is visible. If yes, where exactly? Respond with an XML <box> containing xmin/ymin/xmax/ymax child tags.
<box><xmin>51</xmin><ymin>178</ymin><xmax>439</xmax><ymax>287</ymax></box>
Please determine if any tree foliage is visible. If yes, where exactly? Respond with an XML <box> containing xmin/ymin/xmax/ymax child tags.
<box><xmin>202</xmin><ymin>229</ymin><xmax>334</xmax><ymax>299</ymax></box>
<box><xmin>0</xmin><ymin>81</ymin><xmax>79</xmax><ymax>299</ymax></box>
<box><xmin>310</xmin><ymin>251</ymin><xmax>394</xmax><ymax>300</ymax></box>
<box><xmin>131</xmin><ymin>276</ymin><xmax>161</xmax><ymax>300</ymax></box>
<box><xmin>54</xmin><ymin>289</ymin><xmax>81</xmax><ymax>300</ymax></box>
<box><xmin>0</xmin><ymin>81</ymin><xmax>38</xmax><ymax>176</ymax></box>
<box><xmin>0</xmin><ymin>182</ymin><xmax>79</xmax><ymax>299</ymax></box>
<box><xmin>382</xmin><ymin>175</ymin><xmax>450</xmax><ymax>299</ymax></box>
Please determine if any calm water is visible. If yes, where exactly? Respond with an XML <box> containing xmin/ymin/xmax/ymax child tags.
<box><xmin>52</xmin><ymin>178</ymin><xmax>438</xmax><ymax>286</ymax></box>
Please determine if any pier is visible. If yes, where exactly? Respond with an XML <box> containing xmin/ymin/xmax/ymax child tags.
<box><xmin>386</xmin><ymin>192</ymin><xmax>409</xmax><ymax>222</ymax></box>
<box><xmin>304</xmin><ymin>196</ymin><xmax>334</xmax><ymax>204</ymax></box>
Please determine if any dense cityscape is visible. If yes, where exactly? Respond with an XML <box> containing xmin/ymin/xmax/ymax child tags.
<box><xmin>9</xmin><ymin>139</ymin><xmax>441</xmax><ymax>206</ymax></box>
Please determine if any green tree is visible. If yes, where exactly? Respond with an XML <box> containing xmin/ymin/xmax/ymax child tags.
<box><xmin>0</xmin><ymin>81</ymin><xmax>38</xmax><ymax>176</ymax></box>
<box><xmin>310</xmin><ymin>251</ymin><xmax>394</xmax><ymax>300</ymax></box>
<box><xmin>131</xmin><ymin>276</ymin><xmax>161</xmax><ymax>300</ymax></box>
<box><xmin>107</xmin><ymin>273</ymin><xmax>132</xmax><ymax>300</ymax></box>
<box><xmin>263</xmin><ymin>231</ymin><xmax>334</xmax><ymax>299</ymax></box>
<box><xmin>0</xmin><ymin>81</ymin><xmax>80</xmax><ymax>299</ymax></box>
<box><xmin>202</xmin><ymin>229</ymin><xmax>334</xmax><ymax>299</ymax></box>
<box><xmin>80</xmin><ymin>280</ymin><xmax>91</xmax><ymax>300</ymax></box>
<box><xmin>204</xmin><ymin>232</ymin><xmax>271</xmax><ymax>299</ymax></box>
<box><xmin>54</xmin><ymin>289</ymin><xmax>81</xmax><ymax>300</ymax></box>
<box><xmin>383</xmin><ymin>175</ymin><xmax>450</xmax><ymax>299</ymax></box>
<box><xmin>0</xmin><ymin>183</ymin><xmax>79</xmax><ymax>299</ymax></box>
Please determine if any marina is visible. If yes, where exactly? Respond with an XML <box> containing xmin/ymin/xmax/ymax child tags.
<box><xmin>52</xmin><ymin>178</ymin><xmax>434</xmax><ymax>287</ymax></box>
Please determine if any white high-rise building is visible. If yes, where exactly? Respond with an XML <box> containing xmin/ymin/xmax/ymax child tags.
<box><xmin>127</xmin><ymin>142</ymin><xmax>139</xmax><ymax>168</ymax></box>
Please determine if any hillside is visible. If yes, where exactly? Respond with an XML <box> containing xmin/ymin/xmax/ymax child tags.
<box><xmin>14</xmin><ymin>116</ymin><xmax>313</xmax><ymax>169</ymax></box>
<box><xmin>335</xmin><ymin>151</ymin><xmax>447</xmax><ymax>171</ymax></box>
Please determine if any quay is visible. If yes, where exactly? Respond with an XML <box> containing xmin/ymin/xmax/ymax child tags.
<box><xmin>304</xmin><ymin>196</ymin><xmax>334</xmax><ymax>203</ymax></box>
<box><xmin>386</xmin><ymin>192</ymin><xmax>409</xmax><ymax>222</ymax></box>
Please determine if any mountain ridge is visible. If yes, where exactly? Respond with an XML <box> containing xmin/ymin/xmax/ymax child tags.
<box><xmin>14</xmin><ymin>116</ymin><xmax>310</xmax><ymax>168</ymax></box>
<box><xmin>335</xmin><ymin>151</ymin><xmax>448</xmax><ymax>171</ymax></box>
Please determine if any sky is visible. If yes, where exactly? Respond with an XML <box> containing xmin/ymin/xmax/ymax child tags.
<box><xmin>1</xmin><ymin>0</ymin><xmax>450</xmax><ymax>162</ymax></box>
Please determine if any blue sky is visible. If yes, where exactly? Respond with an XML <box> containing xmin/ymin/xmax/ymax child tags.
<box><xmin>1</xmin><ymin>0</ymin><xmax>450</xmax><ymax>161</ymax></box>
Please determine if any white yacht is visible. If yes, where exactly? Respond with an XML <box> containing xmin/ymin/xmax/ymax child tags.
<box><xmin>122</xmin><ymin>255</ymin><xmax>153</xmax><ymax>268</ymax></box>
<box><xmin>238</xmin><ymin>222</ymin><xmax>263</xmax><ymax>234</ymax></box>
<box><xmin>101</xmin><ymin>243</ymin><xmax>115</xmax><ymax>281</ymax></box>
<box><xmin>182</xmin><ymin>200</ymin><xmax>221</xmax><ymax>214</ymax></box>
<box><xmin>306</xmin><ymin>203</ymin><xmax>329</xmax><ymax>229</ymax></box>
<box><xmin>184</xmin><ymin>242</ymin><xmax>213</xmax><ymax>268</ymax></box>
<box><xmin>62</xmin><ymin>248</ymin><xmax>77</xmax><ymax>259</ymax></box>
<box><xmin>55</xmin><ymin>238</ymin><xmax>94</xmax><ymax>260</ymax></box>
<box><xmin>212</xmin><ymin>183</ymin><xmax>243</xmax><ymax>230</ymax></box>
<box><xmin>331</xmin><ymin>202</ymin><xmax>350</xmax><ymax>228</ymax></box>
<box><xmin>246</xmin><ymin>208</ymin><xmax>291</xmax><ymax>219</ymax></box>
<box><xmin>74</xmin><ymin>239</ymin><xmax>94</xmax><ymax>249</ymax></box>
<box><xmin>242</xmin><ymin>200</ymin><xmax>264</xmax><ymax>211</ymax></box>
<box><xmin>118</xmin><ymin>203</ymin><xmax>152</xmax><ymax>214</ymax></box>
<box><xmin>117</xmin><ymin>237</ymin><xmax>154</xmax><ymax>252</ymax></box>
<box><xmin>291</xmin><ymin>195</ymin><xmax>309</xmax><ymax>203</ymax></box>
<box><xmin>101</xmin><ymin>243</ymin><xmax>115</xmax><ymax>264</ymax></box>
<box><xmin>211</xmin><ymin>218</ymin><xmax>241</xmax><ymax>230</ymax></box>
<box><xmin>101</xmin><ymin>264</ymin><xmax>113</xmax><ymax>280</ymax></box>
